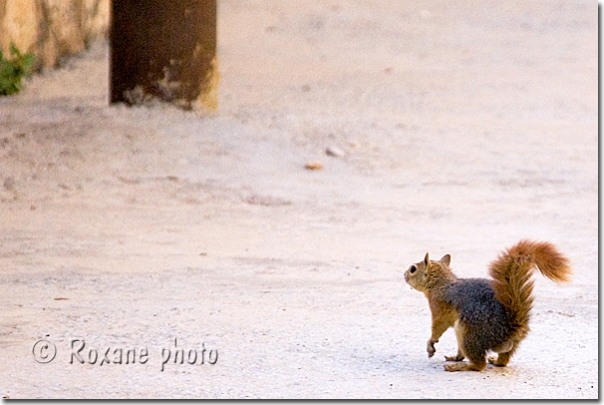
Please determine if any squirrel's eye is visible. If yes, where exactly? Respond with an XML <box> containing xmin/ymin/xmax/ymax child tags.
<box><xmin>409</xmin><ymin>265</ymin><xmax>417</xmax><ymax>274</ymax></box>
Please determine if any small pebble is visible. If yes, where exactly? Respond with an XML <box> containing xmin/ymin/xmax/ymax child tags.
<box><xmin>325</xmin><ymin>146</ymin><xmax>345</xmax><ymax>157</ymax></box>
<box><xmin>305</xmin><ymin>162</ymin><xmax>323</xmax><ymax>171</ymax></box>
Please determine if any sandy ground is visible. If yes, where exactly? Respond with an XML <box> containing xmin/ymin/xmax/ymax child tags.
<box><xmin>0</xmin><ymin>1</ymin><xmax>598</xmax><ymax>399</ymax></box>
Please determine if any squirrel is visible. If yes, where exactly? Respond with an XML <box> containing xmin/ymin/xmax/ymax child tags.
<box><xmin>404</xmin><ymin>239</ymin><xmax>571</xmax><ymax>372</ymax></box>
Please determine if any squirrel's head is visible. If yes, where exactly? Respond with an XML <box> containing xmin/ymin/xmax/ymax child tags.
<box><xmin>404</xmin><ymin>252</ymin><xmax>454</xmax><ymax>293</ymax></box>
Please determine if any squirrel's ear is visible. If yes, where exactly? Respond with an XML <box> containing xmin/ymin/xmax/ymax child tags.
<box><xmin>440</xmin><ymin>254</ymin><xmax>451</xmax><ymax>266</ymax></box>
<box><xmin>424</xmin><ymin>253</ymin><xmax>430</xmax><ymax>265</ymax></box>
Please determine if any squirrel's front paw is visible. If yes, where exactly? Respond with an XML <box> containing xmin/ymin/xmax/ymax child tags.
<box><xmin>426</xmin><ymin>339</ymin><xmax>437</xmax><ymax>358</ymax></box>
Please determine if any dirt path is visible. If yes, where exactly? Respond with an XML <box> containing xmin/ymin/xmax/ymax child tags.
<box><xmin>0</xmin><ymin>1</ymin><xmax>597</xmax><ymax>399</ymax></box>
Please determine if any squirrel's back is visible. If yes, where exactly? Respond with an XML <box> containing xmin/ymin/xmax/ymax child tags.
<box><xmin>489</xmin><ymin>240</ymin><xmax>571</xmax><ymax>343</ymax></box>
<box><xmin>445</xmin><ymin>278</ymin><xmax>512</xmax><ymax>349</ymax></box>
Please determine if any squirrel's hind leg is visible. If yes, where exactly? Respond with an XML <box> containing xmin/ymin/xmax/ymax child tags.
<box><xmin>444</xmin><ymin>322</ymin><xmax>488</xmax><ymax>372</ymax></box>
<box><xmin>488</xmin><ymin>353</ymin><xmax>510</xmax><ymax>367</ymax></box>
<box><xmin>445</xmin><ymin>321</ymin><xmax>466</xmax><ymax>362</ymax></box>
<box><xmin>444</xmin><ymin>346</ymin><xmax>487</xmax><ymax>371</ymax></box>
<box><xmin>488</xmin><ymin>340</ymin><xmax>515</xmax><ymax>367</ymax></box>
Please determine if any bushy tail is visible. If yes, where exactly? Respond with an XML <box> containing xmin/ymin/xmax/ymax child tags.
<box><xmin>489</xmin><ymin>240</ymin><xmax>572</xmax><ymax>343</ymax></box>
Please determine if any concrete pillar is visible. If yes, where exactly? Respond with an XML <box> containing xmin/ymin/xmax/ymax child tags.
<box><xmin>110</xmin><ymin>0</ymin><xmax>218</xmax><ymax>111</ymax></box>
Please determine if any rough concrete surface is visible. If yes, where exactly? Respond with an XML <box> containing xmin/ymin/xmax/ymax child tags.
<box><xmin>0</xmin><ymin>1</ymin><xmax>598</xmax><ymax>399</ymax></box>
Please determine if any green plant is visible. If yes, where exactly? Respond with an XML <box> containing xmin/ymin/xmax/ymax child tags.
<box><xmin>0</xmin><ymin>43</ymin><xmax>35</xmax><ymax>96</ymax></box>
